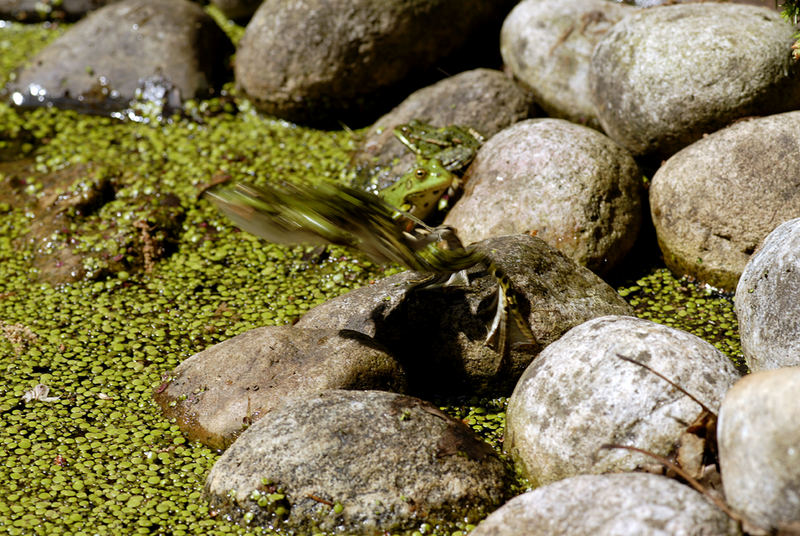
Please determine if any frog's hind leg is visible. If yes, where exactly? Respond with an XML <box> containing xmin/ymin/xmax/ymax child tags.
<box><xmin>484</xmin><ymin>282</ymin><xmax>509</xmax><ymax>354</ymax></box>
<box><xmin>483</xmin><ymin>263</ymin><xmax>537</xmax><ymax>354</ymax></box>
<box><xmin>408</xmin><ymin>268</ymin><xmax>470</xmax><ymax>291</ymax></box>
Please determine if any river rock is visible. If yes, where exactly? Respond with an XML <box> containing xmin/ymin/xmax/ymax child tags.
<box><xmin>205</xmin><ymin>389</ymin><xmax>510</xmax><ymax>534</ymax></box>
<box><xmin>5</xmin><ymin>0</ymin><xmax>233</xmax><ymax>114</ymax></box>
<box><xmin>444</xmin><ymin>118</ymin><xmax>641</xmax><ymax>275</ymax></box>
<box><xmin>469</xmin><ymin>473</ymin><xmax>739</xmax><ymax>536</ymax></box>
<box><xmin>297</xmin><ymin>234</ymin><xmax>633</xmax><ymax>396</ymax></box>
<box><xmin>153</xmin><ymin>325</ymin><xmax>406</xmax><ymax>450</ymax></box>
<box><xmin>234</xmin><ymin>0</ymin><xmax>516</xmax><ymax>124</ymax></box>
<box><xmin>505</xmin><ymin>315</ymin><xmax>740</xmax><ymax>487</ymax></box>
<box><xmin>718</xmin><ymin>367</ymin><xmax>800</xmax><ymax>532</ymax></box>
<box><xmin>591</xmin><ymin>3</ymin><xmax>800</xmax><ymax>159</ymax></box>
<box><xmin>735</xmin><ymin>218</ymin><xmax>800</xmax><ymax>371</ymax></box>
<box><xmin>500</xmin><ymin>0</ymin><xmax>636</xmax><ymax>130</ymax></box>
<box><xmin>0</xmin><ymin>0</ymin><xmax>118</xmax><ymax>21</ymax></box>
<box><xmin>1</xmin><ymin>161</ymin><xmax>184</xmax><ymax>284</ymax></box>
<box><xmin>623</xmin><ymin>0</ymin><xmax>774</xmax><ymax>6</ymax></box>
<box><xmin>650</xmin><ymin>112</ymin><xmax>800</xmax><ymax>291</ymax></box>
<box><xmin>350</xmin><ymin>68</ymin><xmax>537</xmax><ymax>191</ymax></box>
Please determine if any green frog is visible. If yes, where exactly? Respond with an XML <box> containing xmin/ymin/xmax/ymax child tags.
<box><xmin>377</xmin><ymin>121</ymin><xmax>484</xmax><ymax>219</ymax></box>
<box><xmin>378</xmin><ymin>158</ymin><xmax>455</xmax><ymax>220</ymax></box>
<box><xmin>393</xmin><ymin>120</ymin><xmax>484</xmax><ymax>173</ymax></box>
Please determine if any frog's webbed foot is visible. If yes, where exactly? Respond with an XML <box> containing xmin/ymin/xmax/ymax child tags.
<box><xmin>408</xmin><ymin>268</ymin><xmax>470</xmax><ymax>292</ymax></box>
<box><xmin>484</xmin><ymin>281</ymin><xmax>509</xmax><ymax>353</ymax></box>
<box><xmin>483</xmin><ymin>263</ymin><xmax>537</xmax><ymax>359</ymax></box>
<box><xmin>437</xmin><ymin>176</ymin><xmax>463</xmax><ymax>213</ymax></box>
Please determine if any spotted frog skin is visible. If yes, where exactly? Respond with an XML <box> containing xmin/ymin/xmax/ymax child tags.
<box><xmin>393</xmin><ymin>120</ymin><xmax>484</xmax><ymax>173</ymax></box>
<box><xmin>378</xmin><ymin>158</ymin><xmax>454</xmax><ymax>219</ymax></box>
<box><xmin>378</xmin><ymin>121</ymin><xmax>484</xmax><ymax>219</ymax></box>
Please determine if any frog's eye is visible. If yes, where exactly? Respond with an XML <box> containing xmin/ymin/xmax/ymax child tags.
<box><xmin>414</xmin><ymin>168</ymin><xmax>429</xmax><ymax>180</ymax></box>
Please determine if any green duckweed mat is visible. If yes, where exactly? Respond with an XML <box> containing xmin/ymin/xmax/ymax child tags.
<box><xmin>0</xmin><ymin>15</ymin><xmax>743</xmax><ymax>536</ymax></box>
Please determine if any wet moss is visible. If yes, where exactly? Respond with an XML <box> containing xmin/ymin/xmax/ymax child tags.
<box><xmin>0</xmin><ymin>14</ymin><xmax>746</xmax><ymax>536</ymax></box>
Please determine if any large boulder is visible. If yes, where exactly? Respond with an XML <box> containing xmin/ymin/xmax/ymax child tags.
<box><xmin>205</xmin><ymin>390</ymin><xmax>510</xmax><ymax>534</ymax></box>
<box><xmin>4</xmin><ymin>0</ymin><xmax>233</xmax><ymax>113</ymax></box>
<box><xmin>500</xmin><ymin>0</ymin><xmax>636</xmax><ymax>129</ymax></box>
<box><xmin>718</xmin><ymin>368</ymin><xmax>800</xmax><ymax>532</ymax></box>
<box><xmin>297</xmin><ymin>234</ymin><xmax>633</xmax><ymax>396</ymax></box>
<box><xmin>444</xmin><ymin>118</ymin><xmax>642</xmax><ymax>275</ymax></box>
<box><xmin>234</xmin><ymin>0</ymin><xmax>516</xmax><ymax>123</ymax></box>
<box><xmin>650</xmin><ymin>112</ymin><xmax>800</xmax><ymax>291</ymax></box>
<box><xmin>735</xmin><ymin>217</ymin><xmax>800</xmax><ymax>371</ymax></box>
<box><xmin>591</xmin><ymin>3</ymin><xmax>800</xmax><ymax>159</ymax></box>
<box><xmin>153</xmin><ymin>326</ymin><xmax>406</xmax><ymax>450</ymax></box>
<box><xmin>470</xmin><ymin>473</ymin><xmax>739</xmax><ymax>536</ymax></box>
<box><xmin>506</xmin><ymin>315</ymin><xmax>740</xmax><ymax>487</ymax></box>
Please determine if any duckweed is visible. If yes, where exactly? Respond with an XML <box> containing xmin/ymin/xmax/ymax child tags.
<box><xmin>0</xmin><ymin>13</ymin><xmax>745</xmax><ymax>536</ymax></box>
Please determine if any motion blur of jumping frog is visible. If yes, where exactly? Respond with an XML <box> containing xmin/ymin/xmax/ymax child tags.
<box><xmin>204</xmin><ymin>179</ymin><xmax>533</xmax><ymax>356</ymax></box>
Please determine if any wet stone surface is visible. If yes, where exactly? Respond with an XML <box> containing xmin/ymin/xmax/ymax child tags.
<box><xmin>4</xmin><ymin>0</ymin><xmax>233</xmax><ymax>114</ymax></box>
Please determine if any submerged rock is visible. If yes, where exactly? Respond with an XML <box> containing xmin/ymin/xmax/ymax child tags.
<box><xmin>469</xmin><ymin>473</ymin><xmax>739</xmax><ymax>536</ymax></box>
<box><xmin>500</xmin><ymin>0</ymin><xmax>636</xmax><ymax>129</ymax></box>
<box><xmin>153</xmin><ymin>326</ymin><xmax>406</xmax><ymax>450</ymax></box>
<box><xmin>1</xmin><ymin>161</ymin><xmax>184</xmax><ymax>284</ymax></box>
<box><xmin>4</xmin><ymin>0</ymin><xmax>233</xmax><ymax>114</ymax></box>
<box><xmin>505</xmin><ymin>315</ymin><xmax>740</xmax><ymax>487</ymax></box>
<box><xmin>205</xmin><ymin>389</ymin><xmax>510</xmax><ymax>534</ymax></box>
<box><xmin>444</xmin><ymin>118</ymin><xmax>642</xmax><ymax>275</ymax></box>
<box><xmin>234</xmin><ymin>0</ymin><xmax>516</xmax><ymax>124</ymax></box>
<box><xmin>735</xmin><ymin>217</ymin><xmax>800</xmax><ymax>370</ymax></box>
<box><xmin>297</xmin><ymin>234</ymin><xmax>633</xmax><ymax>396</ymax></box>
<box><xmin>650</xmin><ymin>112</ymin><xmax>800</xmax><ymax>291</ymax></box>
<box><xmin>591</xmin><ymin>3</ymin><xmax>800</xmax><ymax>159</ymax></box>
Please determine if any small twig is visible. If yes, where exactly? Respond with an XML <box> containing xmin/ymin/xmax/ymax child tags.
<box><xmin>548</xmin><ymin>25</ymin><xmax>574</xmax><ymax>56</ymax></box>
<box><xmin>600</xmin><ymin>444</ymin><xmax>758</xmax><ymax>531</ymax></box>
<box><xmin>615</xmin><ymin>354</ymin><xmax>716</xmax><ymax>416</ymax></box>
<box><xmin>133</xmin><ymin>220</ymin><xmax>156</xmax><ymax>273</ymax></box>
<box><xmin>307</xmin><ymin>494</ymin><xmax>334</xmax><ymax>507</ymax></box>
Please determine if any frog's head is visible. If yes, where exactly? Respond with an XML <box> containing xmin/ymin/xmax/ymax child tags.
<box><xmin>379</xmin><ymin>158</ymin><xmax>453</xmax><ymax>219</ymax></box>
<box><xmin>392</xmin><ymin>120</ymin><xmax>430</xmax><ymax>153</ymax></box>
